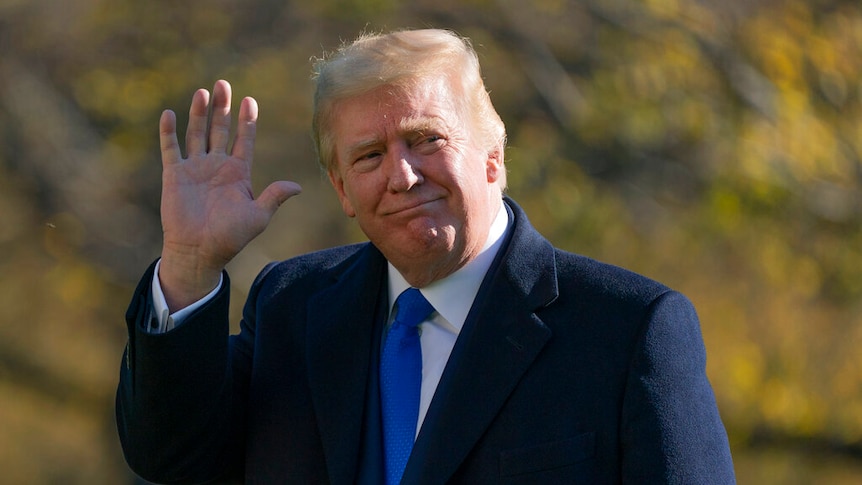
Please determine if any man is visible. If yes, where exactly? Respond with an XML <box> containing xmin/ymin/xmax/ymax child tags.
<box><xmin>117</xmin><ymin>29</ymin><xmax>735</xmax><ymax>484</ymax></box>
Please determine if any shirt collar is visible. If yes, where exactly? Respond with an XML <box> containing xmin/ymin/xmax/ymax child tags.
<box><xmin>388</xmin><ymin>199</ymin><xmax>510</xmax><ymax>332</ymax></box>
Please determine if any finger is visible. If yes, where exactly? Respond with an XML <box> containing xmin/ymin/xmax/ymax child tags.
<box><xmin>186</xmin><ymin>88</ymin><xmax>211</xmax><ymax>156</ymax></box>
<box><xmin>256</xmin><ymin>180</ymin><xmax>303</xmax><ymax>215</ymax></box>
<box><xmin>231</xmin><ymin>96</ymin><xmax>258</xmax><ymax>162</ymax></box>
<box><xmin>208</xmin><ymin>80</ymin><xmax>233</xmax><ymax>154</ymax></box>
<box><xmin>160</xmin><ymin>109</ymin><xmax>182</xmax><ymax>165</ymax></box>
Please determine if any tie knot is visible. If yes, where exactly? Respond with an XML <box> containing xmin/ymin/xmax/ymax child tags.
<box><xmin>394</xmin><ymin>288</ymin><xmax>434</xmax><ymax>328</ymax></box>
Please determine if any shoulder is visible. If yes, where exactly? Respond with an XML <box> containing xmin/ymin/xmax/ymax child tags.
<box><xmin>272</xmin><ymin>242</ymin><xmax>370</xmax><ymax>275</ymax></box>
<box><xmin>249</xmin><ymin>242</ymin><xmax>375</xmax><ymax>295</ymax></box>
<box><xmin>504</xmin><ymin>196</ymin><xmax>682</xmax><ymax>311</ymax></box>
<box><xmin>554</xmin><ymin>249</ymin><xmax>671</xmax><ymax>302</ymax></box>
<box><xmin>547</xmin><ymin>248</ymin><xmax>692</xmax><ymax>325</ymax></box>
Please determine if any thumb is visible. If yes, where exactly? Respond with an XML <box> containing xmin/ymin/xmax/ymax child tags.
<box><xmin>256</xmin><ymin>180</ymin><xmax>302</xmax><ymax>215</ymax></box>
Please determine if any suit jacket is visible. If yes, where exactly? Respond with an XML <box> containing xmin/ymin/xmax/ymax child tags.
<box><xmin>117</xmin><ymin>198</ymin><xmax>735</xmax><ymax>484</ymax></box>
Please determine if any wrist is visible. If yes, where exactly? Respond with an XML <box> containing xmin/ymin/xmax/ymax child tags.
<box><xmin>158</xmin><ymin>248</ymin><xmax>223</xmax><ymax>311</ymax></box>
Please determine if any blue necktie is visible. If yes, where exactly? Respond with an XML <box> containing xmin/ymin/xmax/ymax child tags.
<box><xmin>380</xmin><ymin>288</ymin><xmax>434</xmax><ymax>485</ymax></box>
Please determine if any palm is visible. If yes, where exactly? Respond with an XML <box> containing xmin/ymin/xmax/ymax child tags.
<box><xmin>158</xmin><ymin>80</ymin><xmax>301</xmax><ymax>308</ymax></box>
<box><xmin>162</xmin><ymin>147</ymin><xmax>266</xmax><ymax>266</ymax></box>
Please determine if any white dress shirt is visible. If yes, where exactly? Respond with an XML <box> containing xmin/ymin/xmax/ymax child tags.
<box><xmin>149</xmin><ymin>261</ymin><xmax>222</xmax><ymax>333</ymax></box>
<box><xmin>386</xmin><ymin>202</ymin><xmax>509</xmax><ymax>435</ymax></box>
<box><xmin>150</xmin><ymin>201</ymin><xmax>510</xmax><ymax>435</ymax></box>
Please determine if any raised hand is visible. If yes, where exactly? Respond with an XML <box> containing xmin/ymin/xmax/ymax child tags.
<box><xmin>157</xmin><ymin>80</ymin><xmax>302</xmax><ymax>310</ymax></box>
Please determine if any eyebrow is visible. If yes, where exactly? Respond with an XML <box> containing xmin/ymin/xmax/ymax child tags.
<box><xmin>398</xmin><ymin>115</ymin><xmax>443</xmax><ymax>135</ymax></box>
<box><xmin>350</xmin><ymin>138</ymin><xmax>383</xmax><ymax>152</ymax></box>
<box><xmin>342</xmin><ymin>115</ymin><xmax>446</xmax><ymax>159</ymax></box>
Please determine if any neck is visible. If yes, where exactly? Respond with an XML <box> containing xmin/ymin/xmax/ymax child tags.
<box><xmin>389</xmin><ymin>199</ymin><xmax>505</xmax><ymax>288</ymax></box>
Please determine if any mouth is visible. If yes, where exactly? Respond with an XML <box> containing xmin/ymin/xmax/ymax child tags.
<box><xmin>384</xmin><ymin>197</ymin><xmax>442</xmax><ymax>216</ymax></box>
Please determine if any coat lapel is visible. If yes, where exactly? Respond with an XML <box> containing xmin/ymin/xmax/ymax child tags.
<box><xmin>305</xmin><ymin>244</ymin><xmax>388</xmax><ymax>484</ymax></box>
<box><xmin>404</xmin><ymin>199</ymin><xmax>559</xmax><ymax>484</ymax></box>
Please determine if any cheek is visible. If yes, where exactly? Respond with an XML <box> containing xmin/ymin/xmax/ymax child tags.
<box><xmin>456</xmin><ymin>153</ymin><xmax>494</xmax><ymax>191</ymax></box>
<box><xmin>341</xmin><ymin>176</ymin><xmax>382</xmax><ymax>218</ymax></box>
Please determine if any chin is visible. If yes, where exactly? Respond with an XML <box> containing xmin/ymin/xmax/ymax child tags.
<box><xmin>378</xmin><ymin>228</ymin><xmax>453</xmax><ymax>261</ymax></box>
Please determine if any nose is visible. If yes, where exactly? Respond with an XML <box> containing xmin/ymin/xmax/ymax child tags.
<box><xmin>385</xmin><ymin>150</ymin><xmax>423</xmax><ymax>193</ymax></box>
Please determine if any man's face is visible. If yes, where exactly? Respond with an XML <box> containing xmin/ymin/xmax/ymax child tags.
<box><xmin>327</xmin><ymin>76</ymin><xmax>504</xmax><ymax>287</ymax></box>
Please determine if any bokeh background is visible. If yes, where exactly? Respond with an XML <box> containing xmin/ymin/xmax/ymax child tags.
<box><xmin>1</xmin><ymin>0</ymin><xmax>861</xmax><ymax>482</ymax></box>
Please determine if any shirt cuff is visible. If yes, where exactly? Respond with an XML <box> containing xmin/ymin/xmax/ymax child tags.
<box><xmin>148</xmin><ymin>259</ymin><xmax>224</xmax><ymax>333</ymax></box>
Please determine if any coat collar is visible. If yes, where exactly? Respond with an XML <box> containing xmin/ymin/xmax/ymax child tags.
<box><xmin>305</xmin><ymin>197</ymin><xmax>559</xmax><ymax>484</ymax></box>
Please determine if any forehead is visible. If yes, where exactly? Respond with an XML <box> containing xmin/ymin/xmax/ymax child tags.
<box><xmin>331</xmin><ymin>79</ymin><xmax>462</xmax><ymax>146</ymax></box>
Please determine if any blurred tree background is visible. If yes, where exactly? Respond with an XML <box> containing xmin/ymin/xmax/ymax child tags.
<box><xmin>1</xmin><ymin>0</ymin><xmax>861</xmax><ymax>482</ymax></box>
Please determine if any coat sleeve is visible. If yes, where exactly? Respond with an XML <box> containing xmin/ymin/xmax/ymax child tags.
<box><xmin>620</xmin><ymin>290</ymin><xmax>736</xmax><ymax>484</ymax></box>
<box><xmin>115</xmin><ymin>261</ymin><xmax>248</xmax><ymax>484</ymax></box>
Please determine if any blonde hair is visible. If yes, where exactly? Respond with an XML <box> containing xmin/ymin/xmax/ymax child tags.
<box><xmin>311</xmin><ymin>29</ymin><xmax>506</xmax><ymax>184</ymax></box>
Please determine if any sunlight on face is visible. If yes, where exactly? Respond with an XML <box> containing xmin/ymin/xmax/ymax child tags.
<box><xmin>327</xmin><ymin>76</ymin><xmax>503</xmax><ymax>286</ymax></box>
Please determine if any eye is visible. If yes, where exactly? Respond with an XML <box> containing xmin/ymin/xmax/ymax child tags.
<box><xmin>352</xmin><ymin>151</ymin><xmax>383</xmax><ymax>172</ymax></box>
<box><xmin>356</xmin><ymin>151</ymin><xmax>382</xmax><ymax>161</ymax></box>
<box><xmin>414</xmin><ymin>134</ymin><xmax>445</xmax><ymax>154</ymax></box>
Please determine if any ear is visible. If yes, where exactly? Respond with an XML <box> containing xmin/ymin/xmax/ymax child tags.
<box><xmin>328</xmin><ymin>168</ymin><xmax>357</xmax><ymax>218</ymax></box>
<box><xmin>485</xmin><ymin>145</ymin><xmax>505</xmax><ymax>184</ymax></box>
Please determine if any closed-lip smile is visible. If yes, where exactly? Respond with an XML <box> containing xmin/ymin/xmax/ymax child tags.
<box><xmin>384</xmin><ymin>197</ymin><xmax>441</xmax><ymax>216</ymax></box>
